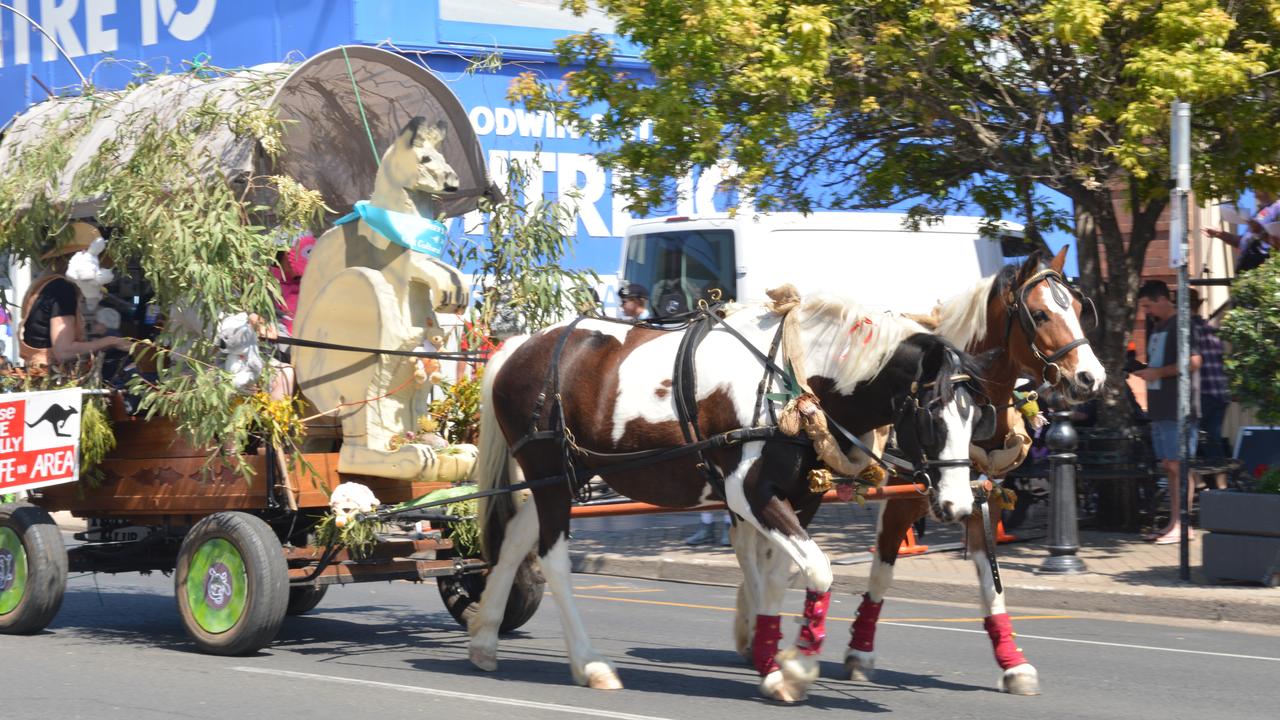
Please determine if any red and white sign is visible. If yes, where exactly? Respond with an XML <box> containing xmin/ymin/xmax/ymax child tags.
<box><xmin>0</xmin><ymin>389</ymin><xmax>82</xmax><ymax>495</ymax></box>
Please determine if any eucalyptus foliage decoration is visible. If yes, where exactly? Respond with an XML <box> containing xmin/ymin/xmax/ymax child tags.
<box><xmin>449</xmin><ymin>156</ymin><xmax>600</xmax><ymax>343</ymax></box>
<box><xmin>0</xmin><ymin>63</ymin><xmax>327</xmax><ymax>475</ymax></box>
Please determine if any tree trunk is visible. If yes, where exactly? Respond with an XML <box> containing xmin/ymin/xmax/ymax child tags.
<box><xmin>1071</xmin><ymin>184</ymin><xmax>1165</xmax><ymax>430</ymax></box>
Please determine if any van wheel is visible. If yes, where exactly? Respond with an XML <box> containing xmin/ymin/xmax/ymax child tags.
<box><xmin>175</xmin><ymin>512</ymin><xmax>288</xmax><ymax>655</ymax></box>
<box><xmin>0</xmin><ymin>503</ymin><xmax>68</xmax><ymax>634</ymax></box>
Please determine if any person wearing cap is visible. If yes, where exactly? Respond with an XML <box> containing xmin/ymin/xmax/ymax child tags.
<box><xmin>20</xmin><ymin>222</ymin><xmax>133</xmax><ymax>368</ymax></box>
<box><xmin>618</xmin><ymin>282</ymin><xmax>649</xmax><ymax>321</ymax></box>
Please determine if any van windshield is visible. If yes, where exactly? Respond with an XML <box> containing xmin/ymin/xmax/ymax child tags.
<box><xmin>623</xmin><ymin>229</ymin><xmax>736</xmax><ymax>318</ymax></box>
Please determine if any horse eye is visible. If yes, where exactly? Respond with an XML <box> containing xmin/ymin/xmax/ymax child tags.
<box><xmin>1032</xmin><ymin>310</ymin><xmax>1049</xmax><ymax>324</ymax></box>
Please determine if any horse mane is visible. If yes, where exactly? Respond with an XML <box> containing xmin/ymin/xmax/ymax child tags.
<box><xmin>793</xmin><ymin>295</ymin><xmax>929</xmax><ymax>394</ymax></box>
<box><xmin>935</xmin><ymin>272</ymin><xmax>1000</xmax><ymax>352</ymax></box>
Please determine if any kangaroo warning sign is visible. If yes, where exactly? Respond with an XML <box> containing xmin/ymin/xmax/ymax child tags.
<box><xmin>0</xmin><ymin>389</ymin><xmax>82</xmax><ymax>495</ymax></box>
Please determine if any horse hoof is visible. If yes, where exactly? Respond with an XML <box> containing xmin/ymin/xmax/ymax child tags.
<box><xmin>844</xmin><ymin>651</ymin><xmax>875</xmax><ymax>682</ymax></box>
<box><xmin>1000</xmin><ymin>664</ymin><xmax>1040</xmax><ymax>696</ymax></box>
<box><xmin>580</xmin><ymin>661</ymin><xmax>623</xmax><ymax>690</ymax></box>
<box><xmin>760</xmin><ymin>670</ymin><xmax>805</xmax><ymax>704</ymax></box>
<box><xmin>469</xmin><ymin>646</ymin><xmax>498</xmax><ymax>672</ymax></box>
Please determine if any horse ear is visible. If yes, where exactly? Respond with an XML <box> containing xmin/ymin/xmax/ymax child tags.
<box><xmin>1017</xmin><ymin>251</ymin><xmax>1041</xmax><ymax>282</ymax></box>
<box><xmin>1050</xmin><ymin>245</ymin><xmax>1068</xmax><ymax>273</ymax></box>
<box><xmin>916</xmin><ymin>336</ymin><xmax>946</xmax><ymax>380</ymax></box>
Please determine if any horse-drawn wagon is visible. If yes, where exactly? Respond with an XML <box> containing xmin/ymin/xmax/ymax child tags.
<box><xmin>0</xmin><ymin>41</ymin><xmax>1111</xmax><ymax>706</ymax></box>
<box><xmin>0</xmin><ymin>45</ymin><xmax>542</xmax><ymax>655</ymax></box>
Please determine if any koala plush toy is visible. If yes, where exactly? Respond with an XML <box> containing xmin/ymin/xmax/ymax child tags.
<box><xmin>216</xmin><ymin>312</ymin><xmax>264</xmax><ymax>392</ymax></box>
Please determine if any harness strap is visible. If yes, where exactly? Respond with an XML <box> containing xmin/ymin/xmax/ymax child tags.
<box><xmin>368</xmin><ymin>426</ymin><xmax>804</xmax><ymax>522</ymax></box>
<box><xmin>977</xmin><ymin>495</ymin><xmax>1004</xmax><ymax>594</ymax></box>
<box><xmin>752</xmin><ymin>321</ymin><xmax>788</xmax><ymax>427</ymax></box>
<box><xmin>671</xmin><ymin>309</ymin><xmax>731</xmax><ymax>493</ymax></box>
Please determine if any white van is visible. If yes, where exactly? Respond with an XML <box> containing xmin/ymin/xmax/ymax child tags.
<box><xmin>620</xmin><ymin>213</ymin><xmax>1029</xmax><ymax>319</ymax></box>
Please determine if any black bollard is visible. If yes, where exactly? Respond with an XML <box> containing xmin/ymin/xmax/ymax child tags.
<box><xmin>1038</xmin><ymin>409</ymin><xmax>1088</xmax><ymax>574</ymax></box>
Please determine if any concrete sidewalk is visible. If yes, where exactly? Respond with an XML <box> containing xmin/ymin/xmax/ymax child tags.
<box><xmin>569</xmin><ymin>500</ymin><xmax>1279</xmax><ymax>627</ymax></box>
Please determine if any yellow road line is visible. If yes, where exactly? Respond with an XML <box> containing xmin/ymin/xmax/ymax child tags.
<box><xmin>571</xmin><ymin>593</ymin><xmax>1072</xmax><ymax>623</ymax></box>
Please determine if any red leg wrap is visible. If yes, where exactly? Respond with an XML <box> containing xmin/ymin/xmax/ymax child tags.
<box><xmin>984</xmin><ymin>613</ymin><xmax>1028</xmax><ymax>669</ymax></box>
<box><xmin>753</xmin><ymin>614</ymin><xmax>783</xmax><ymax>675</ymax></box>
<box><xmin>797</xmin><ymin>590</ymin><xmax>831</xmax><ymax>655</ymax></box>
<box><xmin>849</xmin><ymin>593</ymin><xmax>884</xmax><ymax>653</ymax></box>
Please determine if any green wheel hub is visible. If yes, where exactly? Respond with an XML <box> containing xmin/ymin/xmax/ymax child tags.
<box><xmin>0</xmin><ymin>526</ymin><xmax>28</xmax><ymax>616</ymax></box>
<box><xmin>184</xmin><ymin>538</ymin><xmax>249</xmax><ymax>634</ymax></box>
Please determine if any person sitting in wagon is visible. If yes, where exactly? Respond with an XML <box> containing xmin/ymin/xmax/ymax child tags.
<box><xmin>20</xmin><ymin>222</ymin><xmax>133</xmax><ymax>369</ymax></box>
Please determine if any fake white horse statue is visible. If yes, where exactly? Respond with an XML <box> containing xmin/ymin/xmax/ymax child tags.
<box><xmin>292</xmin><ymin>117</ymin><xmax>468</xmax><ymax>481</ymax></box>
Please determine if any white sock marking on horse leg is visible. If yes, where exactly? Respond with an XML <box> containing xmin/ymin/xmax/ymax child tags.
<box><xmin>733</xmin><ymin>524</ymin><xmax>763</xmax><ymax>659</ymax></box>
<box><xmin>972</xmin><ymin>548</ymin><xmax>1006</xmax><ymax>616</ymax></box>
<box><xmin>867</xmin><ymin>503</ymin><xmax>896</xmax><ymax>603</ymax></box>
<box><xmin>468</xmin><ymin>495</ymin><xmax>538</xmax><ymax>671</ymax></box>
<box><xmin>541</xmin><ymin>535</ymin><xmax>622</xmax><ymax>689</ymax></box>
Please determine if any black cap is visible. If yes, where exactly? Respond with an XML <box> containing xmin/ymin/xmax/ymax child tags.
<box><xmin>619</xmin><ymin>282</ymin><xmax>648</xmax><ymax>300</ymax></box>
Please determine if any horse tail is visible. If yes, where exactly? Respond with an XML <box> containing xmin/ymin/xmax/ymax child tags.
<box><xmin>474</xmin><ymin>335</ymin><xmax>530</xmax><ymax>565</ymax></box>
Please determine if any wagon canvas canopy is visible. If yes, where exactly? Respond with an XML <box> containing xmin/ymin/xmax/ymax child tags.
<box><xmin>0</xmin><ymin>45</ymin><xmax>498</xmax><ymax>221</ymax></box>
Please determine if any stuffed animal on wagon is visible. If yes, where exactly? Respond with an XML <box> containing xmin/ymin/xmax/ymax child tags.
<box><xmin>292</xmin><ymin>117</ymin><xmax>467</xmax><ymax>481</ymax></box>
<box><xmin>65</xmin><ymin>232</ymin><xmax>114</xmax><ymax>312</ymax></box>
<box><xmin>216</xmin><ymin>312</ymin><xmax>265</xmax><ymax>393</ymax></box>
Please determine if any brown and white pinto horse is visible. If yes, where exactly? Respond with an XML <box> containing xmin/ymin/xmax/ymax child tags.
<box><xmin>468</xmin><ymin>295</ymin><xmax>990</xmax><ymax>702</ymax></box>
<box><xmin>845</xmin><ymin>248</ymin><xmax>1105</xmax><ymax>695</ymax></box>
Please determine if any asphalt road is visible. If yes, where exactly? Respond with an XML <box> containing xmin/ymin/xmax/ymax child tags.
<box><xmin>2</xmin><ymin>568</ymin><xmax>1277</xmax><ymax>720</ymax></box>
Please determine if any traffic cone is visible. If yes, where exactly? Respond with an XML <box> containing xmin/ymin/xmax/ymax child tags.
<box><xmin>897</xmin><ymin>526</ymin><xmax>930</xmax><ymax>556</ymax></box>
<box><xmin>996</xmin><ymin>519</ymin><xmax>1016</xmax><ymax>543</ymax></box>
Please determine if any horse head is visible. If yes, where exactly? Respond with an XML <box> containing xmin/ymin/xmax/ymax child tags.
<box><xmin>998</xmin><ymin>247</ymin><xmax>1105</xmax><ymax>403</ymax></box>
<box><xmin>372</xmin><ymin>116</ymin><xmax>460</xmax><ymax>218</ymax></box>
<box><xmin>793</xmin><ymin>297</ymin><xmax>991</xmax><ymax>523</ymax></box>
<box><xmin>891</xmin><ymin>335</ymin><xmax>995</xmax><ymax>523</ymax></box>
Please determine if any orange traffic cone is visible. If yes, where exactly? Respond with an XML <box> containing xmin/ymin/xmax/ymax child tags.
<box><xmin>897</xmin><ymin>526</ymin><xmax>930</xmax><ymax>556</ymax></box>
<box><xmin>996</xmin><ymin>519</ymin><xmax>1016</xmax><ymax>543</ymax></box>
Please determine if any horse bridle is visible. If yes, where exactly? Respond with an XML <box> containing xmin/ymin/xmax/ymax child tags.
<box><xmin>1007</xmin><ymin>267</ymin><xmax>1096</xmax><ymax>386</ymax></box>
<box><xmin>896</xmin><ymin>371</ymin><xmax>996</xmax><ymax>492</ymax></box>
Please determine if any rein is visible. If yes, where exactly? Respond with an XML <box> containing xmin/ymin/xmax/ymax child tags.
<box><xmin>270</xmin><ymin>334</ymin><xmax>487</xmax><ymax>362</ymax></box>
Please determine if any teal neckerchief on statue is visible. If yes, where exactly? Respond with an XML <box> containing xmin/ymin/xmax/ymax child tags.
<box><xmin>335</xmin><ymin>201</ymin><xmax>447</xmax><ymax>258</ymax></box>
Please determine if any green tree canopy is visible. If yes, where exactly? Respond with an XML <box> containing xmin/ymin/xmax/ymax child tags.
<box><xmin>1221</xmin><ymin>255</ymin><xmax>1280</xmax><ymax>424</ymax></box>
<box><xmin>517</xmin><ymin>1</ymin><xmax>1280</xmax><ymax>409</ymax></box>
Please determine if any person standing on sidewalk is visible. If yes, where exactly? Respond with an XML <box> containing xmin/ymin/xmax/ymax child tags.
<box><xmin>1189</xmin><ymin>290</ymin><xmax>1230</xmax><ymax>490</ymax></box>
<box><xmin>1134</xmin><ymin>280</ymin><xmax>1205</xmax><ymax>544</ymax></box>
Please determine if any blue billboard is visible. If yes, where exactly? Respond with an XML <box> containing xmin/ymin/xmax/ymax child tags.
<box><xmin>0</xmin><ymin>0</ymin><xmax>727</xmax><ymax>274</ymax></box>
<box><xmin>0</xmin><ymin>1</ymin><xmax>1074</xmax><ymax>275</ymax></box>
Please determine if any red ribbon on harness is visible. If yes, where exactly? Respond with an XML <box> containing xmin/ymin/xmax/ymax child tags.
<box><xmin>849</xmin><ymin>593</ymin><xmax>883</xmax><ymax>652</ymax></box>
<box><xmin>984</xmin><ymin>613</ymin><xmax>1028</xmax><ymax>669</ymax></box>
